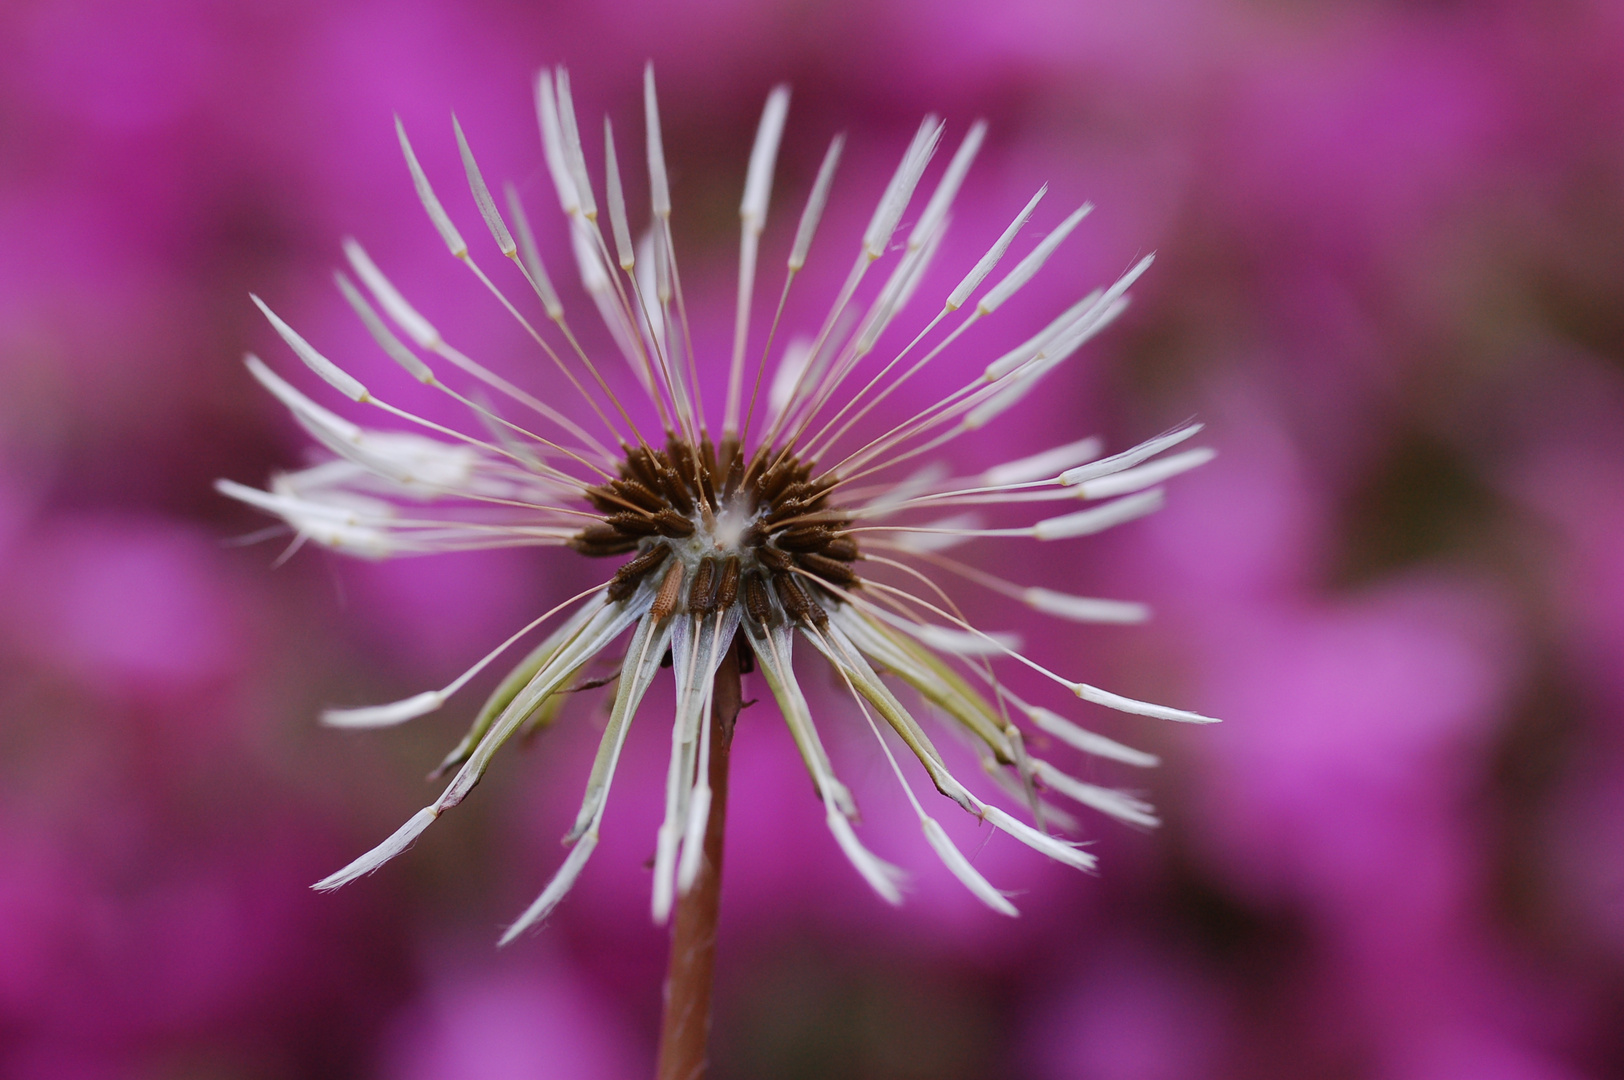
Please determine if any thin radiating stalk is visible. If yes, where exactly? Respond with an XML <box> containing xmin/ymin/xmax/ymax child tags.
<box><xmin>655</xmin><ymin>637</ymin><xmax>742</xmax><ymax>1080</ymax></box>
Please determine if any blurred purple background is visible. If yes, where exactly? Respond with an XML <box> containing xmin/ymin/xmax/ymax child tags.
<box><xmin>4</xmin><ymin>1</ymin><xmax>1624</xmax><ymax>1077</ymax></box>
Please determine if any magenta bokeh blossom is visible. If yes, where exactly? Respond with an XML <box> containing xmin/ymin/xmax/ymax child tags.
<box><xmin>5</xmin><ymin>0</ymin><xmax>1624</xmax><ymax>1077</ymax></box>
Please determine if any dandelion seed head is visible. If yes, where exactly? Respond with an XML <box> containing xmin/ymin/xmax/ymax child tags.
<box><xmin>219</xmin><ymin>67</ymin><xmax>1218</xmax><ymax>938</ymax></box>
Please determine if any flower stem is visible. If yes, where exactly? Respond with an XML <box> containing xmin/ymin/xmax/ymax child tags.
<box><xmin>655</xmin><ymin>635</ymin><xmax>743</xmax><ymax>1080</ymax></box>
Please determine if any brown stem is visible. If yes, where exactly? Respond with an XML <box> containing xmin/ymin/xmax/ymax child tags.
<box><xmin>655</xmin><ymin>634</ymin><xmax>743</xmax><ymax>1080</ymax></box>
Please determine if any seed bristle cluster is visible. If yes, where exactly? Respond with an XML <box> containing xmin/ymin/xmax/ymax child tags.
<box><xmin>219</xmin><ymin>64</ymin><xmax>1220</xmax><ymax>943</ymax></box>
<box><xmin>574</xmin><ymin>436</ymin><xmax>856</xmax><ymax>629</ymax></box>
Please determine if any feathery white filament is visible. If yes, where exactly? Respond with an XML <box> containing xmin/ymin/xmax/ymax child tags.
<box><xmin>242</xmin><ymin>354</ymin><xmax>361</xmax><ymax>441</ymax></box>
<box><xmin>535</xmin><ymin>71</ymin><xmax>580</xmax><ymax>217</ymax></box>
<box><xmin>1061</xmin><ymin>422</ymin><xmax>1203</xmax><ymax>485</ymax></box>
<box><xmin>981</xmin><ymin>436</ymin><xmax>1103</xmax><ymax>486</ymax></box>
<box><xmin>913</xmin><ymin>624</ymin><xmax>1022</xmax><ymax>656</ymax></box>
<box><xmin>453</xmin><ymin>114</ymin><xmax>516</xmax><ymax>256</ymax></box>
<box><xmin>977</xmin><ymin>203</ymin><xmax>1093</xmax><ymax>314</ymax></box>
<box><xmin>334</xmin><ymin>271</ymin><xmax>434</xmax><ymax>383</ymax></box>
<box><xmin>727</xmin><ymin>85</ymin><xmax>793</xmax><ymax>435</ymax></box>
<box><xmin>983</xmin><ymin>291</ymin><xmax>1103</xmax><ymax>382</ymax></box>
<box><xmin>313</xmin><ymin>808</ymin><xmax>437</xmax><ymax>891</ymax></box>
<box><xmin>503</xmin><ymin>184</ymin><xmax>564</xmax><ymax>319</ymax></box>
<box><xmin>643</xmin><ymin>63</ymin><xmax>671</xmax><ymax>218</ymax></box>
<box><xmin>251</xmin><ymin>294</ymin><xmax>369</xmax><ymax>402</ymax></box>
<box><xmin>1033</xmin><ymin>761</ymin><xmax>1160</xmax><ymax>828</ymax></box>
<box><xmin>909</xmin><ymin>120</ymin><xmax>986</xmax><ymax>252</ymax></box>
<box><xmin>789</xmin><ymin>135</ymin><xmax>845</xmax><ymax>271</ymax></box>
<box><xmin>1030</xmin><ymin>489</ymin><xmax>1165</xmax><ymax>540</ymax></box>
<box><xmin>343</xmin><ymin>239</ymin><xmax>442</xmax><ymax>349</ymax></box>
<box><xmin>396</xmin><ymin>116</ymin><xmax>468</xmax><ymax>258</ymax></box>
<box><xmin>500</xmin><ymin>834</ymin><xmax>597</xmax><ymax>945</ymax></box>
<box><xmin>946</xmin><ymin>186</ymin><xmax>1045</xmax><ymax>310</ymax></box>
<box><xmin>741</xmin><ymin>85</ymin><xmax>791</xmax><ymax>229</ymax></box>
<box><xmin>603</xmin><ymin>117</ymin><xmax>635</xmax><ymax>270</ymax></box>
<box><xmin>1068</xmin><ymin>681</ymin><xmax>1220</xmax><ymax>724</ymax></box>
<box><xmin>1022</xmin><ymin>588</ymin><xmax>1150</xmax><ymax>625</ymax></box>
<box><xmin>864</xmin><ymin>116</ymin><xmax>943</xmax><ymax>260</ymax></box>
<box><xmin>553</xmin><ymin>68</ymin><xmax>597</xmax><ymax>220</ymax></box>
<box><xmin>1076</xmin><ymin>447</ymin><xmax>1216</xmax><ymax>499</ymax></box>
<box><xmin>1021</xmin><ymin>703</ymin><xmax>1160</xmax><ymax>768</ymax></box>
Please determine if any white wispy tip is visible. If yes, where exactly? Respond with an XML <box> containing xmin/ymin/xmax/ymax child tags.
<box><xmin>947</xmin><ymin>185</ymin><xmax>1045</xmax><ymax>311</ymax></box>
<box><xmin>1077</xmin><ymin>446</ymin><xmax>1216</xmax><ymax>499</ymax></box>
<box><xmin>980</xmin><ymin>805</ymin><xmax>1098</xmax><ymax>873</ymax></box>
<box><xmin>249</xmin><ymin>294</ymin><xmax>369</xmax><ymax>402</ymax></box>
<box><xmin>1022</xmin><ymin>588</ymin><xmax>1150</xmax><ymax>625</ymax></box>
<box><xmin>499</xmin><ymin>833</ymin><xmax>599</xmax><ymax>945</ymax></box>
<box><xmin>827</xmin><ymin>809</ymin><xmax>906</xmax><ymax>904</ymax></box>
<box><xmin>741</xmin><ymin>85</ymin><xmax>791</xmax><ymax>229</ymax></box>
<box><xmin>322</xmin><ymin>690</ymin><xmax>445</xmax><ymax>728</ymax></box>
<box><xmin>977</xmin><ymin>202</ymin><xmax>1093</xmax><ymax>314</ymax></box>
<box><xmin>914</xmin><ymin>625</ymin><xmax>1021</xmax><ymax>656</ymax></box>
<box><xmin>1034</xmin><ymin>762</ymin><xmax>1160</xmax><ymax>828</ymax></box>
<box><xmin>643</xmin><ymin>63</ymin><xmax>672</xmax><ymax>218</ymax></box>
<box><xmin>342</xmin><ymin>238</ymin><xmax>442</xmax><ymax>350</ymax></box>
<box><xmin>333</xmin><ymin>270</ymin><xmax>434</xmax><ymax>383</ymax></box>
<box><xmin>554</xmin><ymin>68</ymin><xmax>598</xmax><ymax>220</ymax></box>
<box><xmin>395</xmin><ymin>115</ymin><xmax>468</xmax><ymax>258</ymax></box>
<box><xmin>908</xmin><ymin>119</ymin><xmax>986</xmax><ymax>251</ymax></box>
<box><xmin>603</xmin><ymin>116</ymin><xmax>635</xmax><ymax>269</ymax></box>
<box><xmin>505</xmin><ymin>183</ymin><xmax>564</xmax><ymax>318</ymax></box>
<box><xmin>452</xmin><ymin>113</ymin><xmax>516</xmax><ymax>256</ymax></box>
<box><xmin>1032</xmin><ymin>489</ymin><xmax>1165</xmax><ymax>540</ymax></box>
<box><xmin>864</xmin><ymin>115</ymin><xmax>943</xmax><ymax>259</ymax></box>
<box><xmin>1024</xmin><ymin>705</ymin><xmax>1161</xmax><ymax>768</ymax></box>
<box><xmin>535</xmin><ymin>70</ymin><xmax>581</xmax><ymax>217</ymax></box>
<box><xmin>1061</xmin><ymin>423</ymin><xmax>1203</xmax><ymax>486</ymax></box>
<box><xmin>788</xmin><ymin>134</ymin><xmax>844</xmax><ymax>272</ymax></box>
<box><xmin>1068</xmin><ymin>682</ymin><xmax>1221</xmax><ymax>724</ymax></box>
<box><xmin>312</xmin><ymin>807</ymin><xmax>437</xmax><ymax>891</ymax></box>
<box><xmin>241</xmin><ymin>353</ymin><xmax>361</xmax><ymax>441</ymax></box>
<box><xmin>980</xmin><ymin>435</ymin><xmax>1103</xmax><ymax>487</ymax></box>
<box><xmin>922</xmin><ymin>817</ymin><xmax>1019</xmax><ymax>917</ymax></box>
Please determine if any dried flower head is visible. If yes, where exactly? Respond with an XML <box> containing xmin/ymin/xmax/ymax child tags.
<box><xmin>220</xmin><ymin>66</ymin><xmax>1218</xmax><ymax>943</ymax></box>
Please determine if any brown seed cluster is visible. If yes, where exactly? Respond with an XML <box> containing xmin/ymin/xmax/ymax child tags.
<box><xmin>570</xmin><ymin>436</ymin><xmax>860</xmax><ymax>629</ymax></box>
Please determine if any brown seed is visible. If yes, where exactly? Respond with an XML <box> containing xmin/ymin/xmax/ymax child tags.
<box><xmin>607</xmin><ymin>543</ymin><xmax>670</xmax><ymax>601</ymax></box>
<box><xmin>688</xmin><ymin>557</ymin><xmax>719</xmax><ymax>613</ymax></box>
<box><xmin>651</xmin><ymin>509</ymin><xmax>696</xmax><ymax>537</ymax></box>
<box><xmin>773</xmin><ymin>571</ymin><xmax>830</xmax><ymax>629</ymax></box>
<box><xmin>654</xmin><ymin>461</ymin><xmax>694</xmax><ymax>515</ymax></box>
<box><xmin>650</xmin><ymin>560</ymin><xmax>686</xmax><ymax>621</ymax></box>
<box><xmin>776</xmin><ymin>481</ymin><xmax>825</xmax><ymax>508</ymax></box>
<box><xmin>773</xmin><ymin>571</ymin><xmax>812</xmax><ymax>622</ymax></box>
<box><xmin>744</xmin><ymin>572</ymin><xmax>773</xmax><ymax>625</ymax></box>
<box><xmin>822</xmin><ymin>536</ymin><xmax>860</xmax><ymax>561</ymax></box>
<box><xmin>794</xmin><ymin>551</ymin><xmax>859</xmax><ymax>588</ymax></box>
<box><xmin>722</xmin><ymin>443</ymin><xmax>746</xmax><ymax>498</ymax></box>
<box><xmin>806</xmin><ymin>597</ymin><xmax>829</xmax><ymax>630</ymax></box>
<box><xmin>773</xmin><ymin>525</ymin><xmax>831</xmax><ymax>551</ymax></box>
<box><xmin>623</xmin><ymin>445</ymin><xmax>661</xmax><ymax>490</ymax></box>
<box><xmin>761</xmin><ymin>498</ymin><xmax>810</xmax><ymax>528</ymax></box>
<box><xmin>583</xmin><ymin>485</ymin><xmax>620</xmax><ymax>514</ymax></box>
<box><xmin>756</xmin><ymin>545</ymin><xmax>791</xmax><ymax>572</ymax></box>
<box><xmin>759</xmin><ymin>459</ymin><xmax>797</xmax><ymax>503</ymax></box>
<box><xmin>740</xmin><ymin>447</ymin><xmax>770</xmax><ymax>497</ymax></box>
<box><xmin>605</xmin><ymin>511</ymin><xmax>661</xmax><ymax>536</ymax></box>
<box><xmin>716</xmin><ymin>557</ymin><xmax>741</xmax><ymax>610</ymax></box>
<box><xmin>611</xmin><ymin>478</ymin><xmax>665</xmax><ymax>513</ymax></box>
<box><xmin>571</xmin><ymin>523</ymin><xmax>639</xmax><ymax>556</ymax></box>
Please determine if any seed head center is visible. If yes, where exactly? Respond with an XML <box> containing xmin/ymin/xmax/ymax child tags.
<box><xmin>570</xmin><ymin>436</ymin><xmax>860</xmax><ymax>627</ymax></box>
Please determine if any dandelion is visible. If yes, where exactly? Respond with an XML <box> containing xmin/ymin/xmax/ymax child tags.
<box><xmin>220</xmin><ymin>66</ymin><xmax>1218</xmax><ymax>1074</ymax></box>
